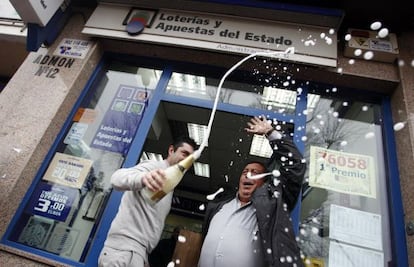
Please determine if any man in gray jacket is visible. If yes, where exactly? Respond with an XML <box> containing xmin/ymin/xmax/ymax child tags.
<box><xmin>98</xmin><ymin>136</ymin><xmax>197</xmax><ymax>267</ymax></box>
<box><xmin>199</xmin><ymin>116</ymin><xmax>306</xmax><ymax>267</ymax></box>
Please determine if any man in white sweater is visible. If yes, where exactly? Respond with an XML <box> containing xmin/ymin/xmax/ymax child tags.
<box><xmin>98</xmin><ymin>136</ymin><xmax>197</xmax><ymax>267</ymax></box>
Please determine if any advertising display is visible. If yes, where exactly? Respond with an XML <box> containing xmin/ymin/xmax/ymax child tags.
<box><xmin>91</xmin><ymin>85</ymin><xmax>150</xmax><ymax>155</ymax></box>
<box><xmin>43</xmin><ymin>152</ymin><xmax>93</xmax><ymax>189</ymax></box>
<box><xmin>309</xmin><ymin>146</ymin><xmax>376</xmax><ymax>198</ymax></box>
<box><xmin>26</xmin><ymin>182</ymin><xmax>79</xmax><ymax>222</ymax></box>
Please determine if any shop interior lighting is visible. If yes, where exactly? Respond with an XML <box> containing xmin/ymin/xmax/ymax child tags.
<box><xmin>187</xmin><ymin>123</ymin><xmax>208</xmax><ymax>147</ymax></box>
<box><xmin>194</xmin><ymin>162</ymin><xmax>210</xmax><ymax>178</ymax></box>
<box><xmin>140</xmin><ymin>151</ymin><xmax>163</xmax><ymax>162</ymax></box>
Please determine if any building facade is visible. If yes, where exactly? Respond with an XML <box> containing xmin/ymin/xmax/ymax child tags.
<box><xmin>0</xmin><ymin>1</ymin><xmax>413</xmax><ymax>266</ymax></box>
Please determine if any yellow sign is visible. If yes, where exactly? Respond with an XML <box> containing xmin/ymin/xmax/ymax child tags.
<box><xmin>309</xmin><ymin>146</ymin><xmax>376</xmax><ymax>198</ymax></box>
<box><xmin>43</xmin><ymin>153</ymin><xmax>93</xmax><ymax>189</ymax></box>
<box><xmin>304</xmin><ymin>258</ymin><xmax>324</xmax><ymax>267</ymax></box>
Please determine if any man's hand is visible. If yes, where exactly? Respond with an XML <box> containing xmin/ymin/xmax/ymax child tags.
<box><xmin>142</xmin><ymin>169</ymin><xmax>166</xmax><ymax>191</ymax></box>
<box><xmin>245</xmin><ymin>115</ymin><xmax>274</xmax><ymax>135</ymax></box>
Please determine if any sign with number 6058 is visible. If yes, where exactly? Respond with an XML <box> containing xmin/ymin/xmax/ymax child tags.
<box><xmin>309</xmin><ymin>146</ymin><xmax>376</xmax><ymax>198</ymax></box>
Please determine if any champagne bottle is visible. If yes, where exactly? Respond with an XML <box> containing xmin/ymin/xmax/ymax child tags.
<box><xmin>142</xmin><ymin>153</ymin><xmax>196</xmax><ymax>205</ymax></box>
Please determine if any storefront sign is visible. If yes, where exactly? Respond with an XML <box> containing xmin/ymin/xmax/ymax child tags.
<box><xmin>43</xmin><ymin>152</ymin><xmax>93</xmax><ymax>189</ymax></box>
<box><xmin>32</xmin><ymin>51</ymin><xmax>75</xmax><ymax>79</ymax></box>
<box><xmin>91</xmin><ymin>85</ymin><xmax>150</xmax><ymax>155</ymax></box>
<box><xmin>9</xmin><ymin>0</ymin><xmax>64</xmax><ymax>26</ymax></box>
<box><xmin>26</xmin><ymin>182</ymin><xmax>79</xmax><ymax>222</ymax></box>
<box><xmin>309</xmin><ymin>146</ymin><xmax>376</xmax><ymax>198</ymax></box>
<box><xmin>83</xmin><ymin>4</ymin><xmax>337</xmax><ymax>67</ymax></box>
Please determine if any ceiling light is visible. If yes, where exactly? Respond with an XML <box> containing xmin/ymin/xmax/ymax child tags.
<box><xmin>140</xmin><ymin>151</ymin><xmax>163</xmax><ymax>162</ymax></box>
<box><xmin>194</xmin><ymin>162</ymin><xmax>210</xmax><ymax>178</ymax></box>
<box><xmin>167</xmin><ymin>73</ymin><xmax>207</xmax><ymax>95</ymax></box>
<box><xmin>187</xmin><ymin>123</ymin><xmax>208</xmax><ymax>146</ymax></box>
<box><xmin>261</xmin><ymin>87</ymin><xmax>296</xmax><ymax>112</ymax></box>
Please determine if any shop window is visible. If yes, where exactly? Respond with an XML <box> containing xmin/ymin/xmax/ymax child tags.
<box><xmin>299</xmin><ymin>94</ymin><xmax>391</xmax><ymax>266</ymax></box>
<box><xmin>6</xmin><ymin>62</ymin><xmax>162</xmax><ymax>262</ymax></box>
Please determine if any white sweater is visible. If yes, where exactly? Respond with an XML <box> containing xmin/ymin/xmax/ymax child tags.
<box><xmin>103</xmin><ymin>159</ymin><xmax>172</xmax><ymax>255</ymax></box>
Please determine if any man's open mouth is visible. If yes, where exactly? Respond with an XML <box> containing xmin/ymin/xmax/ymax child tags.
<box><xmin>242</xmin><ymin>181</ymin><xmax>254</xmax><ymax>186</ymax></box>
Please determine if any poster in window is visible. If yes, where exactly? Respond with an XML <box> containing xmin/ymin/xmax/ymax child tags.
<box><xmin>329</xmin><ymin>241</ymin><xmax>384</xmax><ymax>267</ymax></box>
<box><xmin>309</xmin><ymin>146</ymin><xmax>376</xmax><ymax>198</ymax></box>
<box><xmin>43</xmin><ymin>152</ymin><xmax>93</xmax><ymax>189</ymax></box>
<box><xmin>26</xmin><ymin>181</ymin><xmax>79</xmax><ymax>222</ymax></box>
<box><xmin>18</xmin><ymin>216</ymin><xmax>53</xmax><ymax>249</ymax></box>
<box><xmin>63</xmin><ymin>122</ymin><xmax>88</xmax><ymax>145</ymax></box>
<box><xmin>45</xmin><ymin>225</ymin><xmax>80</xmax><ymax>257</ymax></box>
<box><xmin>91</xmin><ymin>85</ymin><xmax>150</xmax><ymax>155</ymax></box>
<box><xmin>329</xmin><ymin>204</ymin><xmax>382</xmax><ymax>251</ymax></box>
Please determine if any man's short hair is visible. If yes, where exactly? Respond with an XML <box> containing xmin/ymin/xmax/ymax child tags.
<box><xmin>244</xmin><ymin>160</ymin><xmax>267</xmax><ymax>172</ymax></box>
<box><xmin>172</xmin><ymin>136</ymin><xmax>198</xmax><ymax>151</ymax></box>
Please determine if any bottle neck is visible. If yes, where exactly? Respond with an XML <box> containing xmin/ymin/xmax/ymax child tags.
<box><xmin>177</xmin><ymin>165</ymin><xmax>186</xmax><ymax>172</ymax></box>
<box><xmin>177</xmin><ymin>154</ymin><xmax>196</xmax><ymax>171</ymax></box>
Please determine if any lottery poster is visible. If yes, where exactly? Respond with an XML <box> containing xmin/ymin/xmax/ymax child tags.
<box><xmin>309</xmin><ymin>146</ymin><xmax>376</xmax><ymax>198</ymax></box>
<box><xmin>43</xmin><ymin>152</ymin><xmax>93</xmax><ymax>189</ymax></box>
<box><xmin>91</xmin><ymin>85</ymin><xmax>150</xmax><ymax>155</ymax></box>
<box><xmin>26</xmin><ymin>181</ymin><xmax>79</xmax><ymax>222</ymax></box>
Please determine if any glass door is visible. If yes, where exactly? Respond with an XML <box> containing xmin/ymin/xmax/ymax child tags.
<box><xmin>298</xmin><ymin>93</ymin><xmax>393</xmax><ymax>266</ymax></box>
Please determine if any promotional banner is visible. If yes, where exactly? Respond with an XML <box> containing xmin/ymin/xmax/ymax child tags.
<box><xmin>43</xmin><ymin>152</ymin><xmax>93</xmax><ymax>189</ymax></box>
<box><xmin>83</xmin><ymin>4</ymin><xmax>338</xmax><ymax>67</ymax></box>
<box><xmin>91</xmin><ymin>85</ymin><xmax>150</xmax><ymax>155</ymax></box>
<box><xmin>26</xmin><ymin>182</ymin><xmax>79</xmax><ymax>222</ymax></box>
<box><xmin>309</xmin><ymin>146</ymin><xmax>376</xmax><ymax>198</ymax></box>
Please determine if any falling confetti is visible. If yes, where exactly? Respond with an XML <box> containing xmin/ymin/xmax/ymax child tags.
<box><xmin>178</xmin><ymin>235</ymin><xmax>186</xmax><ymax>243</ymax></box>
<box><xmin>378</xmin><ymin>28</ymin><xmax>389</xmax><ymax>38</ymax></box>
<box><xmin>304</xmin><ymin>40</ymin><xmax>316</xmax><ymax>46</ymax></box>
<box><xmin>365</xmin><ymin>132</ymin><xmax>375</xmax><ymax>139</ymax></box>
<box><xmin>354</xmin><ymin>49</ymin><xmax>362</xmax><ymax>56</ymax></box>
<box><xmin>206</xmin><ymin>187</ymin><xmax>224</xmax><ymax>200</ymax></box>
<box><xmin>247</xmin><ymin>169</ymin><xmax>280</xmax><ymax>180</ymax></box>
<box><xmin>363</xmin><ymin>51</ymin><xmax>374</xmax><ymax>60</ymax></box>
<box><xmin>393</xmin><ymin>122</ymin><xmax>406</xmax><ymax>131</ymax></box>
<box><xmin>273</xmin><ymin>178</ymin><xmax>281</xmax><ymax>187</ymax></box>
<box><xmin>370</xmin><ymin>21</ymin><xmax>382</xmax><ymax>30</ymax></box>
